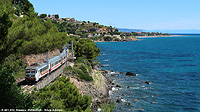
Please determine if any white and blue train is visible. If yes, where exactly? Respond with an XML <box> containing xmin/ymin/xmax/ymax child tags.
<box><xmin>25</xmin><ymin>49</ymin><xmax>69</xmax><ymax>82</ymax></box>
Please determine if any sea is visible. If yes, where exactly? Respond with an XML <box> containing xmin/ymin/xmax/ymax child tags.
<box><xmin>95</xmin><ymin>35</ymin><xmax>200</xmax><ymax>112</ymax></box>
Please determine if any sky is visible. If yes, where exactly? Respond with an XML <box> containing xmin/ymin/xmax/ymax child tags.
<box><xmin>29</xmin><ymin>0</ymin><xmax>200</xmax><ymax>33</ymax></box>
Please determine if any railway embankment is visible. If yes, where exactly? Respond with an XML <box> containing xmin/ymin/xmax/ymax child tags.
<box><xmin>15</xmin><ymin>49</ymin><xmax>62</xmax><ymax>83</ymax></box>
<box><xmin>19</xmin><ymin>49</ymin><xmax>113</xmax><ymax>111</ymax></box>
<box><xmin>23</xmin><ymin>49</ymin><xmax>61</xmax><ymax>66</ymax></box>
<box><xmin>64</xmin><ymin>63</ymin><xmax>113</xmax><ymax>111</ymax></box>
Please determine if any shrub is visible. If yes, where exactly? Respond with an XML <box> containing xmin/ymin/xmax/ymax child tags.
<box><xmin>31</xmin><ymin>76</ymin><xmax>92</xmax><ymax>111</ymax></box>
<box><xmin>78</xmin><ymin>73</ymin><xmax>93</xmax><ymax>81</ymax></box>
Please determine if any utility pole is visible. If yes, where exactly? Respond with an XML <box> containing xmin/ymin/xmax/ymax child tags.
<box><xmin>64</xmin><ymin>44</ymin><xmax>68</xmax><ymax>67</ymax></box>
<box><xmin>71</xmin><ymin>40</ymin><xmax>73</xmax><ymax>62</ymax></box>
<box><xmin>47</xmin><ymin>50</ymin><xmax>49</xmax><ymax>76</ymax></box>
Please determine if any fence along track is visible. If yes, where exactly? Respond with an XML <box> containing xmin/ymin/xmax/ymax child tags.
<box><xmin>21</xmin><ymin>51</ymin><xmax>72</xmax><ymax>93</ymax></box>
<box><xmin>21</xmin><ymin>63</ymin><xmax>66</xmax><ymax>93</ymax></box>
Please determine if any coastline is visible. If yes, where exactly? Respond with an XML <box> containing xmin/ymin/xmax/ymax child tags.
<box><xmin>93</xmin><ymin>35</ymin><xmax>183</xmax><ymax>42</ymax></box>
<box><xmin>66</xmin><ymin>61</ymin><xmax>113</xmax><ymax>112</ymax></box>
<box><xmin>93</xmin><ymin>38</ymin><xmax>139</xmax><ymax>42</ymax></box>
<box><xmin>136</xmin><ymin>35</ymin><xmax>183</xmax><ymax>38</ymax></box>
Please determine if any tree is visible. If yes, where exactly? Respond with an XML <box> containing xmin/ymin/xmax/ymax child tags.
<box><xmin>74</xmin><ymin>39</ymin><xmax>101</xmax><ymax>63</ymax></box>
<box><xmin>0</xmin><ymin>65</ymin><xmax>33</xmax><ymax>109</ymax></box>
<box><xmin>104</xmin><ymin>36</ymin><xmax>112</xmax><ymax>41</ymax></box>
<box><xmin>12</xmin><ymin>0</ymin><xmax>34</xmax><ymax>15</ymax></box>
<box><xmin>0</xmin><ymin>0</ymin><xmax>13</xmax><ymax>64</ymax></box>
<box><xmin>31</xmin><ymin>76</ymin><xmax>92</xmax><ymax>111</ymax></box>
<box><xmin>55</xmin><ymin>14</ymin><xmax>59</xmax><ymax>19</ymax></box>
<box><xmin>40</xmin><ymin>13</ymin><xmax>47</xmax><ymax>18</ymax></box>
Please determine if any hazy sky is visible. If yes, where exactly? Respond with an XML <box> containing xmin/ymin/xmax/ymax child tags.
<box><xmin>29</xmin><ymin>0</ymin><xmax>200</xmax><ymax>31</ymax></box>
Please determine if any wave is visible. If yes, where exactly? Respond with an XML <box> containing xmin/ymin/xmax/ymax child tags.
<box><xmin>103</xmin><ymin>59</ymin><xmax>109</xmax><ymax>61</ymax></box>
<box><xmin>112</xmin><ymin>87</ymin><xmax>118</xmax><ymax>91</ymax></box>
<box><xmin>121</xmin><ymin>99</ymin><xmax>127</xmax><ymax>102</ymax></box>
<box><xmin>102</xmin><ymin>64</ymin><xmax>110</xmax><ymax>66</ymax></box>
<box><xmin>100</xmin><ymin>53</ymin><xmax>106</xmax><ymax>55</ymax></box>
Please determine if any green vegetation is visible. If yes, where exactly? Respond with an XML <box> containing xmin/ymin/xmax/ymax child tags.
<box><xmin>0</xmin><ymin>65</ymin><xmax>33</xmax><ymax>109</ymax></box>
<box><xmin>93</xmin><ymin>71</ymin><xmax>102</xmax><ymax>87</ymax></box>
<box><xmin>31</xmin><ymin>76</ymin><xmax>92</xmax><ymax>111</ymax></box>
<box><xmin>101</xmin><ymin>101</ymin><xmax>115</xmax><ymax>112</ymax></box>
<box><xmin>0</xmin><ymin>0</ymin><xmax>96</xmax><ymax>110</ymax></box>
<box><xmin>64</xmin><ymin>58</ymin><xmax>93</xmax><ymax>81</ymax></box>
<box><xmin>1</xmin><ymin>0</ymin><xmax>116</xmax><ymax>111</ymax></box>
<box><xmin>74</xmin><ymin>39</ymin><xmax>101</xmax><ymax>63</ymax></box>
<box><xmin>90</xmin><ymin>36</ymin><xmax>101</xmax><ymax>41</ymax></box>
<box><xmin>12</xmin><ymin>0</ymin><xmax>34</xmax><ymax>17</ymax></box>
<box><xmin>0</xmin><ymin>1</ymin><xmax>32</xmax><ymax>109</ymax></box>
<box><xmin>39</xmin><ymin>13</ymin><xmax>47</xmax><ymax>18</ymax></box>
<box><xmin>0</xmin><ymin>0</ymin><xmax>70</xmax><ymax>77</ymax></box>
<box><xmin>104</xmin><ymin>36</ymin><xmax>113</xmax><ymax>41</ymax></box>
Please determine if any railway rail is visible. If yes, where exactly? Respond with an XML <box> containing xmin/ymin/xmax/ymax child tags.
<box><xmin>19</xmin><ymin>55</ymin><xmax>72</xmax><ymax>93</ymax></box>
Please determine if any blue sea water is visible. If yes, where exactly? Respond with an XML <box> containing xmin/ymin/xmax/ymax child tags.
<box><xmin>96</xmin><ymin>35</ymin><xmax>200</xmax><ymax>112</ymax></box>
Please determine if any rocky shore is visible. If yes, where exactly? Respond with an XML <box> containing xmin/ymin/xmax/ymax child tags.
<box><xmin>93</xmin><ymin>36</ymin><xmax>139</xmax><ymax>42</ymax></box>
<box><xmin>64</xmin><ymin>62</ymin><xmax>113</xmax><ymax>111</ymax></box>
<box><xmin>136</xmin><ymin>35</ymin><xmax>182</xmax><ymax>38</ymax></box>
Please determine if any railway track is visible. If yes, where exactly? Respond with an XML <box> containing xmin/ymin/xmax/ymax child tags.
<box><xmin>19</xmin><ymin>60</ymin><xmax>69</xmax><ymax>93</ymax></box>
<box><xmin>18</xmin><ymin>52</ymin><xmax>73</xmax><ymax>93</ymax></box>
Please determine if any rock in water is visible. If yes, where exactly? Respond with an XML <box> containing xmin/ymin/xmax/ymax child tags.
<box><xmin>116</xmin><ymin>99</ymin><xmax>121</xmax><ymax>103</ymax></box>
<box><xmin>111</xmin><ymin>74</ymin><xmax>116</xmax><ymax>76</ymax></box>
<box><xmin>145</xmin><ymin>80</ymin><xmax>150</xmax><ymax>84</ymax></box>
<box><xmin>120</xmin><ymin>72</ymin><xmax>123</xmax><ymax>74</ymax></box>
<box><xmin>139</xmin><ymin>108</ymin><xmax>144</xmax><ymax>111</ymax></box>
<box><xmin>116</xmin><ymin>85</ymin><xmax>121</xmax><ymax>88</ymax></box>
<box><xmin>126</xmin><ymin>72</ymin><xmax>136</xmax><ymax>76</ymax></box>
<box><xmin>125</xmin><ymin>103</ymin><xmax>131</xmax><ymax>106</ymax></box>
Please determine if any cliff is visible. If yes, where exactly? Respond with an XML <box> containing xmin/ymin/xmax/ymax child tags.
<box><xmin>64</xmin><ymin>64</ymin><xmax>112</xmax><ymax>111</ymax></box>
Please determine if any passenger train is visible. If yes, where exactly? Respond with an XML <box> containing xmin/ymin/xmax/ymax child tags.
<box><xmin>25</xmin><ymin>49</ymin><xmax>69</xmax><ymax>82</ymax></box>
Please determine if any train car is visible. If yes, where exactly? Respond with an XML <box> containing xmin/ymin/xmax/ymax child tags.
<box><xmin>25</xmin><ymin>49</ymin><xmax>68</xmax><ymax>83</ymax></box>
<box><xmin>59</xmin><ymin>50</ymin><xmax>67</xmax><ymax>64</ymax></box>
<box><xmin>48</xmin><ymin>55</ymin><xmax>61</xmax><ymax>73</ymax></box>
<box><xmin>25</xmin><ymin>63</ymin><xmax>48</xmax><ymax>82</ymax></box>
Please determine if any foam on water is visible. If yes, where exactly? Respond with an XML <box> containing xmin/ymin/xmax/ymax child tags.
<box><xmin>96</xmin><ymin>35</ymin><xmax>200</xmax><ymax>112</ymax></box>
<box><xmin>103</xmin><ymin>59</ymin><xmax>109</xmax><ymax>61</ymax></box>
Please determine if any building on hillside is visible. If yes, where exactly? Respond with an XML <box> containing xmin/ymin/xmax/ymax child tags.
<box><xmin>88</xmin><ymin>28</ymin><xmax>96</xmax><ymax>32</ymax></box>
<box><xmin>49</xmin><ymin>15</ymin><xmax>55</xmax><ymax>18</ymax></box>
<box><xmin>138</xmin><ymin>32</ymin><xmax>148</xmax><ymax>36</ymax></box>
<box><xmin>44</xmin><ymin>17</ymin><xmax>49</xmax><ymax>19</ymax></box>
<box><xmin>66</xmin><ymin>18</ymin><xmax>70</xmax><ymax>21</ymax></box>
<box><xmin>57</xmin><ymin>18</ymin><xmax>62</xmax><ymax>22</ymax></box>
<box><xmin>96</xmin><ymin>28</ymin><xmax>101</xmax><ymax>32</ymax></box>
<box><xmin>70</xmin><ymin>18</ymin><xmax>76</xmax><ymax>22</ymax></box>
<box><xmin>106</xmin><ymin>27</ymin><xmax>116</xmax><ymax>32</ymax></box>
<box><xmin>51</xmin><ymin>16</ymin><xmax>56</xmax><ymax>20</ymax></box>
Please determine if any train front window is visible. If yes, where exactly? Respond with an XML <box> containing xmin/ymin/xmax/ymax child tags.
<box><xmin>31</xmin><ymin>69</ymin><xmax>36</xmax><ymax>73</ymax></box>
<box><xmin>26</xmin><ymin>69</ymin><xmax>30</xmax><ymax>73</ymax></box>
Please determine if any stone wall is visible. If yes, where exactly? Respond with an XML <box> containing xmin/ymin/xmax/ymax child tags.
<box><xmin>23</xmin><ymin>49</ymin><xmax>60</xmax><ymax>66</ymax></box>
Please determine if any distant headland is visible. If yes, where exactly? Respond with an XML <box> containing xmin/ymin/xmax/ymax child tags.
<box><xmin>40</xmin><ymin>14</ymin><xmax>174</xmax><ymax>42</ymax></box>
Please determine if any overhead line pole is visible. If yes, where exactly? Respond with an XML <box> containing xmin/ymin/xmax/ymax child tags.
<box><xmin>47</xmin><ymin>50</ymin><xmax>49</xmax><ymax>76</ymax></box>
<box><xmin>71</xmin><ymin>40</ymin><xmax>73</xmax><ymax>62</ymax></box>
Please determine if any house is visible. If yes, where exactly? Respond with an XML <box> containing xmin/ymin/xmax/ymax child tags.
<box><xmin>106</xmin><ymin>27</ymin><xmax>115</xmax><ymax>32</ymax></box>
<box><xmin>66</xmin><ymin>18</ymin><xmax>70</xmax><ymax>21</ymax></box>
<box><xmin>138</xmin><ymin>32</ymin><xmax>148</xmax><ymax>36</ymax></box>
<box><xmin>57</xmin><ymin>18</ymin><xmax>62</xmax><ymax>22</ymax></box>
<box><xmin>70</xmin><ymin>18</ymin><xmax>76</xmax><ymax>22</ymax></box>
<box><xmin>51</xmin><ymin>16</ymin><xmax>56</xmax><ymax>20</ymax></box>
<box><xmin>44</xmin><ymin>17</ymin><xmax>49</xmax><ymax>19</ymax></box>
